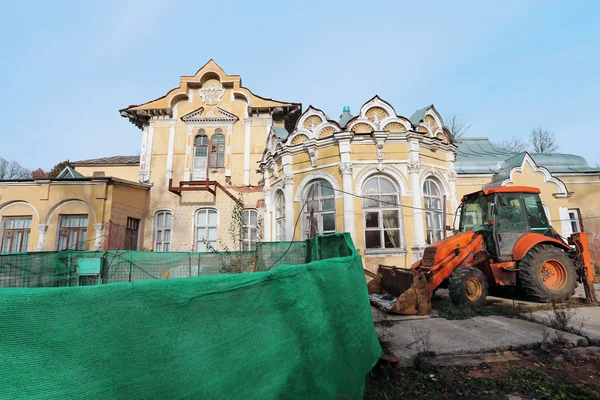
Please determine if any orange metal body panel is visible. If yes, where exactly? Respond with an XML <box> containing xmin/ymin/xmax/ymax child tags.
<box><xmin>512</xmin><ymin>233</ymin><xmax>571</xmax><ymax>261</ymax></box>
<box><xmin>487</xmin><ymin>261</ymin><xmax>517</xmax><ymax>286</ymax></box>
<box><xmin>462</xmin><ymin>186</ymin><xmax>541</xmax><ymax>202</ymax></box>
<box><xmin>412</xmin><ymin>232</ymin><xmax>487</xmax><ymax>293</ymax></box>
<box><xmin>482</xmin><ymin>186</ymin><xmax>541</xmax><ymax>195</ymax></box>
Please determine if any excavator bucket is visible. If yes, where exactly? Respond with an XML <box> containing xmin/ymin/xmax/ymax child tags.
<box><xmin>377</xmin><ymin>265</ymin><xmax>432</xmax><ymax>315</ymax></box>
<box><xmin>569</xmin><ymin>233</ymin><xmax>598</xmax><ymax>303</ymax></box>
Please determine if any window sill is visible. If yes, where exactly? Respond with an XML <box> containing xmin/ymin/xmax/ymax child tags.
<box><xmin>363</xmin><ymin>249</ymin><xmax>407</xmax><ymax>256</ymax></box>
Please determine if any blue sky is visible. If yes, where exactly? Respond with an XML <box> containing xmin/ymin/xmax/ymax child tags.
<box><xmin>1</xmin><ymin>0</ymin><xmax>599</xmax><ymax>170</ymax></box>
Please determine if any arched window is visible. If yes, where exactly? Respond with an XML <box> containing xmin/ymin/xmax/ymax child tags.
<box><xmin>241</xmin><ymin>209</ymin><xmax>258</xmax><ymax>251</ymax></box>
<box><xmin>304</xmin><ymin>180</ymin><xmax>336</xmax><ymax>238</ymax></box>
<box><xmin>274</xmin><ymin>191</ymin><xmax>285</xmax><ymax>241</ymax></box>
<box><xmin>195</xmin><ymin>208</ymin><xmax>218</xmax><ymax>251</ymax></box>
<box><xmin>193</xmin><ymin>130</ymin><xmax>208</xmax><ymax>180</ymax></box>
<box><xmin>154</xmin><ymin>210</ymin><xmax>172</xmax><ymax>252</ymax></box>
<box><xmin>210</xmin><ymin>129</ymin><xmax>225</xmax><ymax>168</ymax></box>
<box><xmin>362</xmin><ymin>175</ymin><xmax>403</xmax><ymax>251</ymax></box>
<box><xmin>423</xmin><ymin>179</ymin><xmax>443</xmax><ymax>244</ymax></box>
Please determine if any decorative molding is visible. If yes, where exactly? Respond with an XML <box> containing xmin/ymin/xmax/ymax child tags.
<box><xmin>339</xmin><ymin>162</ymin><xmax>353</xmax><ymax>175</ymax></box>
<box><xmin>354</xmin><ymin>165</ymin><xmax>409</xmax><ymax>196</ymax></box>
<box><xmin>407</xmin><ymin>160</ymin><xmax>423</xmax><ymax>173</ymax></box>
<box><xmin>181</xmin><ymin>107</ymin><xmax>238</xmax><ymax>123</ymax></box>
<box><xmin>283</xmin><ymin>173</ymin><xmax>294</xmax><ymax>186</ymax></box>
<box><xmin>306</xmin><ymin>146</ymin><xmax>317</xmax><ymax>168</ymax></box>
<box><xmin>199</xmin><ymin>84</ymin><xmax>225</xmax><ymax>105</ymax></box>
<box><xmin>500</xmin><ymin>153</ymin><xmax>569</xmax><ymax>196</ymax></box>
<box><xmin>294</xmin><ymin>172</ymin><xmax>342</xmax><ymax>201</ymax></box>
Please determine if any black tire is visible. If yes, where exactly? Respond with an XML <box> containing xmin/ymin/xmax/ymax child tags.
<box><xmin>448</xmin><ymin>267</ymin><xmax>488</xmax><ymax>308</ymax></box>
<box><xmin>517</xmin><ymin>244</ymin><xmax>577</xmax><ymax>303</ymax></box>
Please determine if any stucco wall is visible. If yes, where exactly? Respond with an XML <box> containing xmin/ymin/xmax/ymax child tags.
<box><xmin>0</xmin><ymin>180</ymin><xmax>148</xmax><ymax>252</ymax></box>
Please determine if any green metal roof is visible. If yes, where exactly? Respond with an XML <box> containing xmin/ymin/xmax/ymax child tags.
<box><xmin>272</xmin><ymin>127</ymin><xmax>289</xmax><ymax>140</ymax></box>
<box><xmin>339</xmin><ymin>108</ymin><xmax>353</xmax><ymax>129</ymax></box>
<box><xmin>408</xmin><ymin>105</ymin><xmax>432</xmax><ymax>126</ymax></box>
<box><xmin>56</xmin><ymin>166</ymin><xmax>85</xmax><ymax>179</ymax></box>
<box><xmin>455</xmin><ymin>138</ymin><xmax>600</xmax><ymax>175</ymax></box>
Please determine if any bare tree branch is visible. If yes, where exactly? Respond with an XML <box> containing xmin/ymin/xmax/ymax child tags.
<box><xmin>494</xmin><ymin>138</ymin><xmax>530</xmax><ymax>153</ymax></box>
<box><xmin>0</xmin><ymin>158</ymin><xmax>31</xmax><ymax>180</ymax></box>
<box><xmin>530</xmin><ymin>125</ymin><xmax>559</xmax><ymax>154</ymax></box>
<box><xmin>445</xmin><ymin>114</ymin><xmax>471</xmax><ymax>140</ymax></box>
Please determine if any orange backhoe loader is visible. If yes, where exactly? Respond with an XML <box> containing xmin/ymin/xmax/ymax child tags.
<box><xmin>370</xmin><ymin>186</ymin><xmax>597</xmax><ymax>315</ymax></box>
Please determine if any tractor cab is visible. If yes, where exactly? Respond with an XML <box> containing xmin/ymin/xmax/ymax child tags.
<box><xmin>458</xmin><ymin>186</ymin><xmax>553</xmax><ymax>262</ymax></box>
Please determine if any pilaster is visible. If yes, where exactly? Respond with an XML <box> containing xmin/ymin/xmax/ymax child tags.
<box><xmin>184</xmin><ymin>126</ymin><xmax>193</xmax><ymax>181</ymax></box>
<box><xmin>37</xmin><ymin>224</ymin><xmax>48</xmax><ymax>251</ymax></box>
<box><xmin>166</xmin><ymin>120</ymin><xmax>176</xmax><ymax>186</ymax></box>
<box><xmin>243</xmin><ymin>118</ymin><xmax>252</xmax><ymax>185</ymax></box>
<box><xmin>93</xmin><ymin>223</ymin><xmax>104</xmax><ymax>251</ymax></box>
<box><xmin>408</xmin><ymin>139</ymin><xmax>426</xmax><ymax>261</ymax></box>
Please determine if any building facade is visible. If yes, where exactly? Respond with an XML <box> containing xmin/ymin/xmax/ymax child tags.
<box><xmin>1</xmin><ymin>60</ymin><xmax>599</xmax><ymax>268</ymax></box>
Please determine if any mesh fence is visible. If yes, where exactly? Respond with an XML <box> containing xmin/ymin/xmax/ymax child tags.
<box><xmin>0</xmin><ymin>233</ymin><xmax>381</xmax><ymax>399</ymax></box>
<box><xmin>0</xmin><ymin>241</ymin><xmax>310</xmax><ymax>288</ymax></box>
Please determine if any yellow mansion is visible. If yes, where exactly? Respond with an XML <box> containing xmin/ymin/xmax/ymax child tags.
<box><xmin>1</xmin><ymin>60</ymin><xmax>599</xmax><ymax>270</ymax></box>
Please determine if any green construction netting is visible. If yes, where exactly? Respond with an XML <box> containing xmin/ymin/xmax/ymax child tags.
<box><xmin>0</xmin><ymin>234</ymin><xmax>382</xmax><ymax>399</ymax></box>
<box><xmin>0</xmin><ymin>240</ymin><xmax>312</xmax><ymax>288</ymax></box>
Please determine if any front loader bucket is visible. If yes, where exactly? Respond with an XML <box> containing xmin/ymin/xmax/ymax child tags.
<box><xmin>377</xmin><ymin>265</ymin><xmax>432</xmax><ymax>315</ymax></box>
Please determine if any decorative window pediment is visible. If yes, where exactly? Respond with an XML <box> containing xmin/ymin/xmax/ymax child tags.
<box><xmin>181</xmin><ymin>107</ymin><xmax>239</xmax><ymax>123</ymax></box>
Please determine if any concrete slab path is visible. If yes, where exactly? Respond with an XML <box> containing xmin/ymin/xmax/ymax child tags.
<box><xmin>530</xmin><ymin>306</ymin><xmax>600</xmax><ymax>343</ymax></box>
<box><xmin>378</xmin><ymin>315</ymin><xmax>588</xmax><ymax>359</ymax></box>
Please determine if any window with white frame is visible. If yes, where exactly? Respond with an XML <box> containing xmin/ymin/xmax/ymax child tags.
<box><xmin>362</xmin><ymin>175</ymin><xmax>403</xmax><ymax>251</ymax></box>
<box><xmin>423</xmin><ymin>179</ymin><xmax>444</xmax><ymax>244</ymax></box>
<box><xmin>241</xmin><ymin>209</ymin><xmax>258</xmax><ymax>251</ymax></box>
<box><xmin>568</xmin><ymin>209</ymin><xmax>581</xmax><ymax>233</ymax></box>
<box><xmin>195</xmin><ymin>208</ymin><xmax>218</xmax><ymax>251</ymax></box>
<box><xmin>210</xmin><ymin>129</ymin><xmax>225</xmax><ymax>168</ymax></box>
<box><xmin>154</xmin><ymin>211</ymin><xmax>172</xmax><ymax>252</ymax></box>
<box><xmin>1</xmin><ymin>216</ymin><xmax>32</xmax><ymax>252</ymax></box>
<box><xmin>57</xmin><ymin>215</ymin><xmax>88</xmax><ymax>250</ymax></box>
<box><xmin>274</xmin><ymin>191</ymin><xmax>285</xmax><ymax>241</ymax></box>
<box><xmin>192</xmin><ymin>131</ymin><xmax>209</xmax><ymax>180</ymax></box>
<box><xmin>304</xmin><ymin>180</ymin><xmax>336</xmax><ymax>238</ymax></box>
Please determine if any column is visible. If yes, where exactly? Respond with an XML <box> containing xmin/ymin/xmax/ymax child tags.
<box><xmin>409</xmin><ymin>160</ymin><xmax>426</xmax><ymax>261</ymax></box>
<box><xmin>243</xmin><ymin>118</ymin><xmax>252</xmax><ymax>185</ymax></box>
<box><xmin>339</xmin><ymin>162</ymin><xmax>356</xmax><ymax>243</ymax></box>
<box><xmin>262</xmin><ymin>175</ymin><xmax>271</xmax><ymax>242</ymax></box>
<box><xmin>37</xmin><ymin>224</ymin><xmax>48</xmax><ymax>251</ymax></box>
<box><xmin>283</xmin><ymin>173</ymin><xmax>294</xmax><ymax>241</ymax></box>
<box><xmin>144</xmin><ymin>121</ymin><xmax>155</xmax><ymax>182</ymax></box>
<box><xmin>138</xmin><ymin>124</ymin><xmax>149</xmax><ymax>182</ymax></box>
<box><xmin>165</xmin><ymin>120</ymin><xmax>176</xmax><ymax>186</ymax></box>
<box><xmin>336</xmin><ymin>132</ymin><xmax>356</xmax><ymax>242</ymax></box>
<box><xmin>94</xmin><ymin>223</ymin><xmax>104</xmax><ymax>250</ymax></box>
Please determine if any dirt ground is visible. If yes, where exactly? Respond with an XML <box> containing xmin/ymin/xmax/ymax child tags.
<box><xmin>364</xmin><ymin>345</ymin><xmax>600</xmax><ymax>399</ymax></box>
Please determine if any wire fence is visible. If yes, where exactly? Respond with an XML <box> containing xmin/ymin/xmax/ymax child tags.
<box><xmin>0</xmin><ymin>239</ymin><xmax>320</xmax><ymax>288</ymax></box>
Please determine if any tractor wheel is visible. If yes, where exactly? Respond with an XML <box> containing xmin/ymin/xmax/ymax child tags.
<box><xmin>448</xmin><ymin>267</ymin><xmax>488</xmax><ymax>308</ymax></box>
<box><xmin>517</xmin><ymin>244</ymin><xmax>577</xmax><ymax>303</ymax></box>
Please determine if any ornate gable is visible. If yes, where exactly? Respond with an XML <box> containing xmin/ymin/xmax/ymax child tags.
<box><xmin>346</xmin><ymin>96</ymin><xmax>412</xmax><ymax>133</ymax></box>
